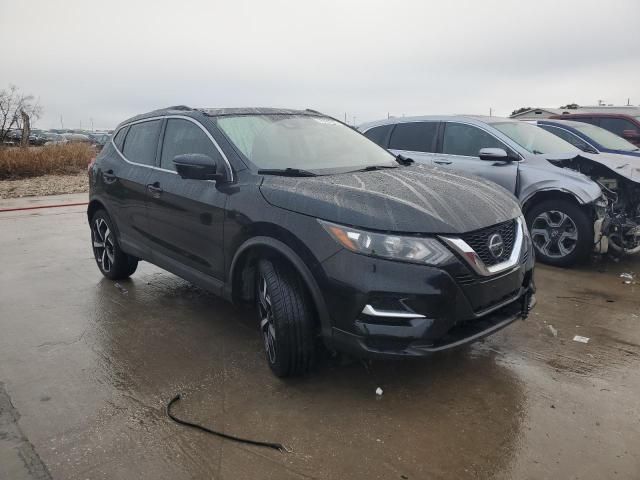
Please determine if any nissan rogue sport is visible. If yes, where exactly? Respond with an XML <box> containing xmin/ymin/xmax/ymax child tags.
<box><xmin>88</xmin><ymin>106</ymin><xmax>536</xmax><ymax>377</ymax></box>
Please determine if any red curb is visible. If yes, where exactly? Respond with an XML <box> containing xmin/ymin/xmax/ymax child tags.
<box><xmin>0</xmin><ymin>202</ymin><xmax>88</xmax><ymax>213</ymax></box>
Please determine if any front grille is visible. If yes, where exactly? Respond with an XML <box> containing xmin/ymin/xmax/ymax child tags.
<box><xmin>460</xmin><ymin>219</ymin><xmax>516</xmax><ymax>266</ymax></box>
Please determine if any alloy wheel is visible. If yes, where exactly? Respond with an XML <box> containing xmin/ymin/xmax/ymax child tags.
<box><xmin>92</xmin><ymin>218</ymin><xmax>116</xmax><ymax>272</ymax></box>
<box><xmin>258</xmin><ymin>275</ymin><xmax>277</xmax><ymax>364</ymax></box>
<box><xmin>530</xmin><ymin>210</ymin><xmax>578</xmax><ymax>258</ymax></box>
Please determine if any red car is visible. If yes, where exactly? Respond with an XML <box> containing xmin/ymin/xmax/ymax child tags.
<box><xmin>550</xmin><ymin>113</ymin><xmax>640</xmax><ymax>147</ymax></box>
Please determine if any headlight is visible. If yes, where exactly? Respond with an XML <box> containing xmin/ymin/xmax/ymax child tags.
<box><xmin>319</xmin><ymin>220</ymin><xmax>453</xmax><ymax>265</ymax></box>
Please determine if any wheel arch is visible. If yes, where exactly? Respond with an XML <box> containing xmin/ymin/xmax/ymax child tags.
<box><xmin>226</xmin><ymin>236</ymin><xmax>333</xmax><ymax>341</ymax></box>
<box><xmin>521</xmin><ymin>189</ymin><xmax>592</xmax><ymax>217</ymax></box>
<box><xmin>87</xmin><ymin>199</ymin><xmax>124</xmax><ymax>241</ymax></box>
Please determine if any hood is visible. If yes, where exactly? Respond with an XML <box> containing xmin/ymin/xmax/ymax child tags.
<box><xmin>259</xmin><ymin>164</ymin><xmax>521</xmax><ymax>234</ymax></box>
<box><xmin>545</xmin><ymin>153</ymin><xmax>640</xmax><ymax>183</ymax></box>
<box><xmin>579</xmin><ymin>152</ymin><xmax>640</xmax><ymax>182</ymax></box>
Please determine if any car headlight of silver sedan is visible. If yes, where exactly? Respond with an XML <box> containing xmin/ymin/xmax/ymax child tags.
<box><xmin>319</xmin><ymin>220</ymin><xmax>453</xmax><ymax>265</ymax></box>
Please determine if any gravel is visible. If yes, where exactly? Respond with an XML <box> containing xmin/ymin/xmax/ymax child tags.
<box><xmin>0</xmin><ymin>173</ymin><xmax>88</xmax><ymax>199</ymax></box>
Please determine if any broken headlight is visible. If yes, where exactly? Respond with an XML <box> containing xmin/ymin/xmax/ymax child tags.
<box><xmin>319</xmin><ymin>220</ymin><xmax>453</xmax><ymax>265</ymax></box>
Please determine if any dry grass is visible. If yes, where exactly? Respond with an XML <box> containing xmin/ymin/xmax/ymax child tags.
<box><xmin>0</xmin><ymin>143</ymin><xmax>96</xmax><ymax>179</ymax></box>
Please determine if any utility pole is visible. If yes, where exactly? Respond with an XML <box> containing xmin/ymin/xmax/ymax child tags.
<box><xmin>60</xmin><ymin>115</ymin><xmax>64</xmax><ymax>129</ymax></box>
<box><xmin>90</xmin><ymin>117</ymin><xmax>94</xmax><ymax>131</ymax></box>
<box><xmin>628</xmin><ymin>98</ymin><xmax>631</xmax><ymax>106</ymax></box>
<box><xmin>344</xmin><ymin>112</ymin><xmax>347</xmax><ymax>123</ymax></box>
<box><xmin>489</xmin><ymin>107</ymin><xmax>493</xmax><ymax>117</ymax></box>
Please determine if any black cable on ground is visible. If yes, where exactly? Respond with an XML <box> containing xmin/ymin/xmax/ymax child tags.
<box><xmin>167</xmin><ymin>394</ymin><xmax>291</xmax><ymax>453</ymax></box>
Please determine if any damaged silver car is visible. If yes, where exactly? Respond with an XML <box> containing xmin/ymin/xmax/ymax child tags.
<box><xmin>359</xmin><ymin>116</ymin><xmax>640</xmax><ymax>266</ymax></box>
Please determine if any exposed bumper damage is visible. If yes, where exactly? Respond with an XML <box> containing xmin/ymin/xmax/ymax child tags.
<box><xmin>550</xmin><ymin>155</ymin><xmax>640</xmax><ymax>255</ymax></box>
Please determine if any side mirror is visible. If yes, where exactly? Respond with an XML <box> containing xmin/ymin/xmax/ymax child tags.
<box><xmin>173</xmin><ymin>153</ymin><xmax>225</xmax><ymax>181</ymax></box>
<box><xmin>622</xmin><ymin>129</ymin><xmax>640</xmax><ymax>140</ymax></box>
<box><xmin>479</xmin><ymin>148</ymin><xmax>511</xmax><ymax>161</ymax></box>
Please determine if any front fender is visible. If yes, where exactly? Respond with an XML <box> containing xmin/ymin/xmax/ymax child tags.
<box><xmin>518</xmin><ymin>165</ymin><xmax>603</xmax><ymax>205</ymax></box>
<box><xmin>226</xmin><ymin>236</ymin><xmax>333</xmax><ymax>342</ymax></box>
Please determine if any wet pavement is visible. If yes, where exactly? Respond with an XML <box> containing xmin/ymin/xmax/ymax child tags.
<box><xmin>1</xmin><ymin>194</ymin><xmax>639</xmax><ymax>480</ymax></box>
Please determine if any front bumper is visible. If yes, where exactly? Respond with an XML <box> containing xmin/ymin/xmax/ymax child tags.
<box><xmin>315</xmin><ymin>244</ymin><xmax>535</xmax><ymax>358</ymax></box>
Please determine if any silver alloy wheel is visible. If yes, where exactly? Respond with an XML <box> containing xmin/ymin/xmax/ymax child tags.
<box><xmin>530</xmin><ymin>210</ymin><xmax>578</xmax><ymax>258</ymax></box>
<box><xmin>258</xmin><ymin>275</ymin><xmax>277</xmax><ymax>364</ymax></box>
<box><xmin>92</xmin><ymin>218</ymin><xmax>116</xmax><ymax>272</ymax></box>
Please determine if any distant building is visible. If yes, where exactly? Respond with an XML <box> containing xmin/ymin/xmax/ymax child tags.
<box><xmin>510</xmin><ymin>105</ymin><xmax>640</xmax><ymax>120</ymax></box>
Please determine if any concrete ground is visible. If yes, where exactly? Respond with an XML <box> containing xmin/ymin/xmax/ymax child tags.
<box><xmin>1</xmin><ymin>194</ymin><xmax>638</xmax><ymax>480</ymax></box>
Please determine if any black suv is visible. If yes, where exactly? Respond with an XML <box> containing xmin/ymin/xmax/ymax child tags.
<box><xmin>88</xmin><ymin>106</ymin><xmax>536</xmax><ymax>376</ymax></box>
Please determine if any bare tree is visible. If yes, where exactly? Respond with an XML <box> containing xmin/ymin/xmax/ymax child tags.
<box><xmin>0</xmin><ymin>85</ymin><xmax>43</xmax><ymax>143</ymax></box>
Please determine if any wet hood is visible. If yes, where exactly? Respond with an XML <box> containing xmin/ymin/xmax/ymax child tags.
<box><xmin>259</xmin><ymin>164</ymin><xmax>521</xmax><ymax>234</ymax></box>
<box><xmin>546</xmin><ymin>153</ymin><xmax>640</xmax><ymax>183</ymax></box>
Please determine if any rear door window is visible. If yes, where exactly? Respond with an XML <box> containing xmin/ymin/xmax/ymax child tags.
<box><xmin>599</xmin><ymin>118</ymin><xmax>639</xmax><ymax>136</ymax></box>
<box><xmin>122</xmin><ymin>120</ymin><xmax>162</xmax><ymax>166</ymax></box>
<box><xmin>442</xmin><ymin>122</ymin><xmax>506</xmax><ymax>157</ymax></box>
<box><xmin>363</xmin><ymin>124</ymin><xmax>393</xmax><ymax>147</ymax></box>
<box><xmin>388</xmin><ymin>122</ymin><xmax>438</xmax><ymax>152</ymax></box>
<box><xmin>160</xmin><ymin>119</ymin><xmax>220</xmax><ymax>171</ymax></box>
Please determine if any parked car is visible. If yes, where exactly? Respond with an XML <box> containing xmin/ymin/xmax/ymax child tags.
<box><xmin>88</xmin><ymin>106</ymin><xmax>536</xmax><ymax>376</ymax></box>
<box><xmin>550</xmin><ymin>113</ymin><xmax>640</xmax><ymax>147</ymax></box>
<box><xmin>62</xmin><ymin>133</ymin><xmax>92</xmax><ymax>143</ymax></box>
<box><xmin>359</xmin><ymin>116</ymin><xmax>640</xmax><ymax>265</ymax></box>
<box><xmin>88</xmin><ymin>132</ymin><xmax>110</xmax><ymax>146</ymax></box>
<box><xmin>533</xmin><ymin>119</ymin><xmax>640</xmax><ymax>158</ymax></box>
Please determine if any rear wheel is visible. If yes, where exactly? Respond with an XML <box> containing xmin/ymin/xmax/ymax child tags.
<box><xmin>90</xmin><ymin>210</ymin><xmax>138</xmax><ymax>280</ymax></box>
<box><xmin>256</xmin><ymin>259</ymin><xmax>315</xmax><ymax>377</ymax></box>
<box><xmin>525</xmin><ymin>199</ymin><xmax>592</xmax><ymax>267</ymax></box>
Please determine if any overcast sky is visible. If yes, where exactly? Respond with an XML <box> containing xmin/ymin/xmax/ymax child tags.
<box><xmin>2</xmin><ymin>0</ymin><xmax>639</xmax><ymax>130</ymax></box>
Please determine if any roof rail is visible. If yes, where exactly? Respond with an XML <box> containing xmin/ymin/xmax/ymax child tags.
<box><xmin>166</xmin><ymin>105</ymin><xmax>193</xmax><ymax>111</ymax></box>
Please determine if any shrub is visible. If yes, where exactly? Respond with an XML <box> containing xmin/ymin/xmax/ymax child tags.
<box><xmin>0</xmin><ymin>143</ymin><xmax>96</xmax><ymax>179</ymax></box>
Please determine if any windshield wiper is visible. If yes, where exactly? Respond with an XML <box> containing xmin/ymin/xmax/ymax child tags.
<box><xmin>257</xmin><ymin>168</ymin><xmax>318</xmax><ymax>177</ymax></box>
<box><xmin>396</xmin><ymin>154</ymin><xmax>414</xmax><ymax>165</ymax></box>
<box><xmin>353</xmin><ymin>165</ymin><xmax>398</xmax><ymax>172</ymax></box>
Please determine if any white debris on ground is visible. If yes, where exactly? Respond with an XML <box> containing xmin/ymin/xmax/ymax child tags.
<box><xmin>573</xmin><ymin>335</ymin><xmax>590</xmax><ymax>344</ymax></box>
<box><xmin>375</xmin><ymin>387</ymin><xmax>383</xmax><ymax>396</ymax></box>
<box><xmin>548</xmin><ymin>325</ymin><xmax>558</xmax><ymax>337</ymax></box>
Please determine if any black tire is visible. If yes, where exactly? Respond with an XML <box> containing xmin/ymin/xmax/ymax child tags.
<box><xmin>90</xmin><ymin>210</ymin><xmax>138</xmax><ymax>280</ymax></box>
<box><xmin>256</xmin><ymin>259</ymin><xmax>316</xmax><ymax>377</ymax></box>
<box><xmin>525</xmin><ymin>199</ymin><xmax>592</xmax><ymax>267</ymax></box>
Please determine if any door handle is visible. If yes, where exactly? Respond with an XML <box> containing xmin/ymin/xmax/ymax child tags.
<box><xmin>102</xmin><ymin>169</ymin><xmax>117</xmax><ymax>183</ymax></box>
<box><xmin>146</xmin><ymin>182</ymin><xmax>163</xmax><ymax>198</ymax></box>
<box><xmin>434</xmin><ymin>160</ymin><xmax>452</xmax><ymax>165</ymax></box>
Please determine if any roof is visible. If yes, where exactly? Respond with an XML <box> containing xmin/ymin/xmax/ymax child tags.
<box><xmin>358</xmin><ymin>115</ymin><xmax>517</xmax><ymax>131</ymax></box>
<box><xmin>199</xmin><ymin>107</ymin><xmax>322</xmax><ymax>117</ymax></box>
<box><xmin>116</xmin><ymin>106</ymin><xmax>324</xmax><ymax>129</ymax></box>
<box><xmin>512</xmin><ymin>106</ymin><xmax>640</xmax><ymax>118</ymax></box>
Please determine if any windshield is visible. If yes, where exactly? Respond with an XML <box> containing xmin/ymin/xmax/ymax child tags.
<box><xmin>215</xmin><ymin>114</ymin><xmax>396</xmax><ymax>173</ymax></box>
<box><xmin>572</xmin><ymin>123</ymin><xmax>638</xmax><ymax>151</ymax></box>
<box><xmin>493</xmin><ymin>121</ymin><xmax>579</xmax><ymax>155</ymax></box>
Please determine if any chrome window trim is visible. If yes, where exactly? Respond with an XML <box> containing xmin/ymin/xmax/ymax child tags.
<box><xmin>439</xmin><ymin>217</ymin><xmax>525</xmax><ymax>277</ymax></box>
<box><xmin>111</xmin><ymin>115</ymin><xmax>234</xmax><ymax>181</ymax></box>
<box><xmin>361</xmin><ymin>304</ymin><xmax>426</xmax><ymax>319</ymax></box>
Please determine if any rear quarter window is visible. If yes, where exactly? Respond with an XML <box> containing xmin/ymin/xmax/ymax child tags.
<box><xmin>363</xmin><ymin>124</ymin><xmax>393</xmax><ymax>147</ymax></box>
<box><xmin>122</xmin><ymin>120</ymin><xmax>162</xmax><ymax>166</ymax></box>
<box><xmin>113</xmin><ymin>126</ymin><xmax>128</xmax><ymax>151</ymax></box>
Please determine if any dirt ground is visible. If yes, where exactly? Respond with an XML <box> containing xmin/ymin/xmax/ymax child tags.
<box><xmin>0</xmin><ymin>173</ymin><xmax>88</xmax><ymax>199</ymax></box>
<box><xmin>0</xmin><ymin>195</ymin><xmax>639</xmax><ymax>480</ymax></box>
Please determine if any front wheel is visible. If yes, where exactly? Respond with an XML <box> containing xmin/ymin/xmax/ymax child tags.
<box><xmin>256</xmin><ymin>259</ymin><xmax>316</xmax><ymax>377</ymax></box>
<box><xmin>525</xmin><ymin>199</ymin><xmax>593</xmax><ymax>267</ymax></box>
